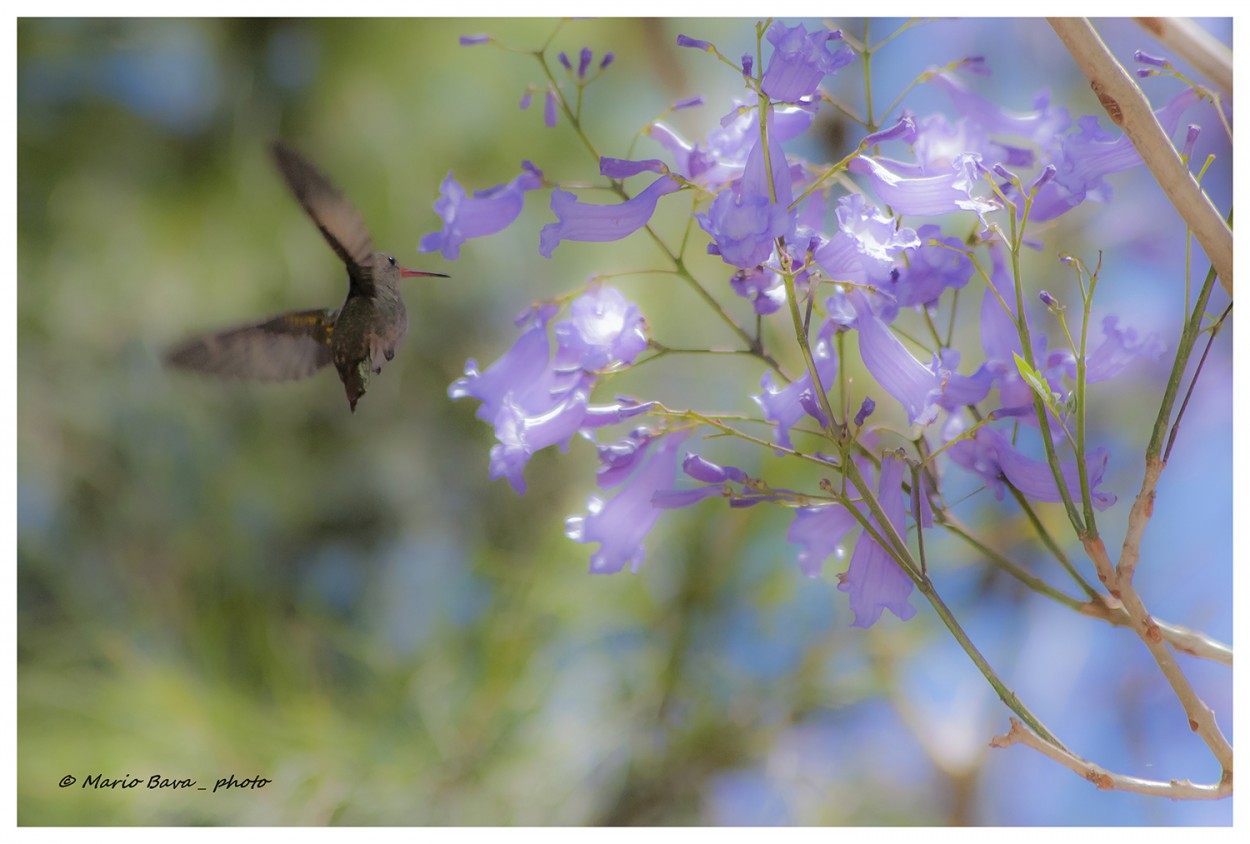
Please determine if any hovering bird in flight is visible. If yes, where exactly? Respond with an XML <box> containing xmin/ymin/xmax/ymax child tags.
<box><xmin>165</xmin><ymin>142</ymin><xmax>447</xmax><ymax>412</ymax></box>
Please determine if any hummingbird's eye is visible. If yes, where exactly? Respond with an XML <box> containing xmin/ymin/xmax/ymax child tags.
<box><xmin>387</xmin><ymin>255</ymin><xmax>397</xmax><ymax>267</ymax></box>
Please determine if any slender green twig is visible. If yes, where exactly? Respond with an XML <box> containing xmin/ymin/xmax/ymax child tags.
<box><xmin>1006</xmin><ymin>486</ymin><xmax>1102</xmax><ymax>602</ymax></box>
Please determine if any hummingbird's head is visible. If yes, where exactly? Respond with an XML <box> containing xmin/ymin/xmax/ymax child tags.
<box><xmin>374</xmin><ymin>252</ymin><xmax>450</xmax><ymax>283</ymax></box>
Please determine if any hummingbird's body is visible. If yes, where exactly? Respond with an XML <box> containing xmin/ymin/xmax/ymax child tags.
<box><xmin>165</xmin><ymin>142</ymin><xmax>446</xmax><ymax>412</ymax></box>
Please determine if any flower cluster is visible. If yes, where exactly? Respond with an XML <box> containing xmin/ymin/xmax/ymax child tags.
<box><xmin>432</xmin><ymin>20</ymin><xmax>1194</xmax><ymax>627</ymax></box>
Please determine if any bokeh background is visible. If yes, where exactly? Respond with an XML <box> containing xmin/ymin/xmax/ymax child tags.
<box><xmin>17</xmin><ymin>18</ymin><xmax>1232</xmax><ymax>825</ymax></box>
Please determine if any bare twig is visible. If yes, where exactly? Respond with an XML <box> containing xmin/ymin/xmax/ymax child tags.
<box><xmin>991</xmin><ymin>718</ymin><xmax>1232</xmax><ymax>800</ymax></box>
<box><xmin>1083</xmin><ymin>537</ymin><xmax>1233</xmax><ymax>773</ymax></box>
<box><xmin>1135</xmin><ymin>17</ymin><xmax>1233</xmax><ymax>96</ymax></box>
<box><xmin>1048</xmin><ymin>18</ymin><xmax>1232</xmax><ymax>297</ymax></box>
<box><xmin>1079</xmin><ymin>600</ymin><xmax>1233</xmax><ymax>667</ymax></box>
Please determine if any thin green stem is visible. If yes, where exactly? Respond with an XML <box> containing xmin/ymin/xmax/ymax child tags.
<box><xmin>938</xmin><ymin>518</ymin><xmax>1086</xmax><ymax>612</ymax></box>
<box><xmin>1007</xmin><ymin>486</ymin><xmax>1101</xmax><ymax>602</ymax></box>
<box><xmin>1147</xmin><ymin>255</ymin><xmax>1225</xmax><ymax>462</ymax></box>
<box><xmin>840</xmin><ymin>458</ymin><xmax>1066</xmax><ymax>749</ymax></box>
<box><xmin>1005</xmin><ymin>196</ymin><xmax>1085</xmax><ymax>535</ymax></box>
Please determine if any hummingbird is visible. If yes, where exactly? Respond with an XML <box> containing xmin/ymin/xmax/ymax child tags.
<box><xmin>165</xmin><ymin>141</ymin><xmax>448</xmax><ymax>412</ymax></box>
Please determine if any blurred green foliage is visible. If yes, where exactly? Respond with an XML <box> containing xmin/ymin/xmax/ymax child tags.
<box><xmin>17</xmin><ymin>18</ymin><xmax>1232</xmax><ymax>826</ymax></box>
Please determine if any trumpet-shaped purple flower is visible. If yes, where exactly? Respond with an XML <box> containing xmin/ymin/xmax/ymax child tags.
<box><xmin>887</xmin><ymin>225</ymin><xmax>973</xmax><ymax>309</ymax></box>
<box><xmin>927</xmin><ymin>71</ymin><xmax>1071</xmax><ymax>157</ymax></box>
<box><xmin>755</xmin><ymin>319</ymin><xmax>839</xmax><ymax>449</ymax></box>
<box><xmin>911</xmin><ymin>112</ymin><xmax>1035</xmax><ymax>176</ymax></box>
<box><xmin>851</xmin><ymin>292</ymin><xmax>991</xmax><ymax>427</ymax></box>
<box><xmin>812</xmin><ymin>194</ymin><xmax>918</xmax><ymax>309</ymax></box>
<box><xmin>652</xmin><ymin>454</ymin><xmax>752</xmax><ymax>509</ymax></box>
<box><xmin>539</xmin><ymin>175</ymin><xmax>681</xmax><ymax>258</ymax></box>
<box><xmin>450</xmin><ymin>288</ymin><xmax>650</xmax><ymax>493</ymax></box>
<box><xmin>544</xmin><ymin>90</ymin><xmax>558</xmax><ymax>127</ymax></box>
<box><xmin>567</xmin><ymin>429</ymin><xmax>691</xmax><ymax>574</ymax></box>
<box><xmin>945</xmin><ymin>422</ymin><xmax>1116</xmax><ymax>510</ymax></box>
<box><xmin>654</xmin><ymin>453</ymin><xmax>804</xmax><ymax>510</ymax></box>
<box><xmin>850</xmin><ymin>153</ymin><xmax>997</xmax><ymax>222</ymax></box>
<box><xmin>730</xmin><ymin>266</ymin><xmax>787</xmax><ymax>315</ymax></box>
<box><xmin>696</xmin><ymin>113</ymin><xmax>796</xmax><ymax>268</ymax></box>
<box><xmin>1029</xmin><ymin>87</ymin><xmax>1200</xmax><ymax>220</ymax></box>
<box><xmin>647</xmin><ymin>101</ymin><xmax>813</xmax><ymax>188</ymax></box>
<box><xmin>788</xmin><ymin>499</ymin><xmax>859</xmax><ymax>578</ymax></box>
<box><xmin>838</xmin><ymin>454</ymin><xmax>917</xmax><ymax>627</ymax></box>
<box><xmin>854</xmin><ymin>397</ymin><xmax>876</xmax><ymax>427</ymax></box>
<box><xmin>833</xmin><ymin>193</ymin><xmax>920</xmax><ymax>277</ymax></box>
<box><xmin>419</xmin><ymin>162</ymin><xmax>543</xmax><ymax>260</ymax></box>
<box><xmin>761</xmin><ymin>21</ymin><xmax>855</xmax><ymax>103</ymax></box>
<box><xmin>1083</xmin><ymin>315</ymin><xmax>1165</xmax><ymax>382</ymax></box>
<box><xmin>790</xmin><ymin>455</ymin><xmax>918</xmax><ymax>620</ymax></box>
<box><xmin>554</xmin><ymin>285</ymin><xmax>649</xmax><ymax>372</ymax></box>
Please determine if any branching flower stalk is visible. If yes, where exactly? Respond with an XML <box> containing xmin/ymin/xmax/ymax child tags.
<box><xmin>434</xmin><ymin>18</ymin><xmax>1232</xmax><ymax>805</ymax></box>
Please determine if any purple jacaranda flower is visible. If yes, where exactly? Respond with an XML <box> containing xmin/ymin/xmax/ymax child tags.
<box><xmin>554</xmin><ymin>285</ymin><xmax>649</xmax><ymax>372</ymax></box>
<box><xmin>1039</xmin><ymin>290</ymin><xmax>1059</xmax><ymax>308</ymax></box>
<box><xmin>963</xmin><ymin>55</ymin><xmax>990</xmax><ymax>76</ymax></box>
<box><xmin>911</xmin><ymin>112</ymin><xmax>1035</xmax><ymax>175</ymax></box>
<box><xmin>680</xmin><ymin>453</ymin><xmax>750</xmax><ymax>485</ymax></box>
<box><xmin>558</xmin><ymin>51</ymin><xmax>572</xmax><ymax>70</ymax></box>
<box><xmin>600</xmin><ymin>52</ymin><xmax>615</xmax><ymax>70</ymax></box>
<box><xmin>928</xmin><ymin>71</ymin><xmax>1071</xmax><ymax>148</ymax></box>
<box><xmin>578</xmin><ymin>47</ymin><xmax>593</xmax><ymax>78</ymax></box>
<box><xmin>849</xmin><ymin>153</ymin><xmax>998</xmax><ymax>222</ymax></box>
<box><xmin>489</xmin><ymin>386</ymin><xmax>589</xmax><ymax>492</ymax></box>
<box><xmin>831</xmin><ymin>193</ymin><xmax>920</xmax><ymax>279</ymax></box>
<box><xmin>566</xmin><ymin>429</ymin><xmax>692</xmax><ymax>573</ymax></box>
<box><xmin>850</xmin><ymin>291</ymin><xmax>990</xmax><ymax>427</ymax></box>
<box><xmin>450</xmin><ymin>288</ymin><xmax>651</xmax><ymax>493</ymax></box>
<box><xmin>654</xmin><ymin>453</ymin><xmax>798</xmax><ymax>509</ymax></box>
<box><xmin>539</xmin><ymin>175</ymin><xmax>681</xmax><ymax>258</ymax></box>
<box><xmin>459</xmin><ymin>34</ymin><xmax>490</xmax><ymax>46</ymax></box>
<box><xmin>761</xmin><ymin>21</ymin><xmax>855</xmax><ymax>103</ymax></box>
<box><xmin>419</xmin><ymin>162</ymin><xmax>543</xmax><ymax>260</ymax></box>
<box><xmin>450</xmin><ymin>304</ymin><xmax>559</xmax><ymax>425</ymax></box>
<box><xmin>518</xmin><ymin>90</ymin><xmax>532</xmax><ymax>110</ymax></box>
<box><xmin>544</xmin><ymin>90</ymin><xmax>558</xmax><ymax>127</ymax></box>
<box><xmin>933</xmin><ymin>348</ymin><xmax>995</xmax><ymax>410</ymax></box>
<box><xmin>673</xmin><ymin>95</ymin><xmax>704</xmax><ymax>111</ymax></box>
<box><xmin>677</xmin><ymin>35</ymin><xmax>712</xmax><ymax>51</ymax></box>
<box><xmin>1029</xmin><ymin>163</ymin><xmax>1058</xmax><ymax>193</ymax></box>
<box><xmin>647</xmin><ymin>101</ymin><xmax>813</xmax><ymax>187</ymax></box>
<box><xmin>600</xmin><ymin>157</ymin><xmax>667</xmax><ymax>178</ymax></box>
<box><xmin>1181</xmin><ymin>124</ymin><xmax>1201</xmax><ymax>159</ymax></box>
<box><xmin>653</xmin><ymin>454</ymin><xmax>750</xmax><ymax>508</ymax></box>
<box><xmin>696</xmin><ymin>113</ymin><xmax>796</xmax><ymax>268</ymax></box>
<box><xmin>854</xmin><ymin>397</ymin><xmax>876</xmax><ymax>427</ymax></box>
<box><xmin>730</xmin><ymin>265</ymin><xmax>787</xmax><ymax>315</ymax></box>
<box><xmin>755</xmin><ymin>318</ymin><xmax>838</xmax><ymax>449</ymax></box>
<box><xmin>944</xmin><ymin>420</ymin><xmax>1116</xmax><ymax>510</ymax></box>
<box><xmin>1073</xmin><ymin>315</ymin><xmax>1165</xmax><ymax>383</ymax></box>
<box><xmin>741</xmin><ymin>54</ymin><xmax>753</xmax><ymax>79</ymax></box>
<box><xmin>788</xmin><ymin>498</ymin><xmax>859</xmax><ymax>578</ymax></box>
<box><xmin>862</xmin><ymin>116</ymin><xmax>917</xmax><ymax>147</ymax></box>
<box><xmin>1134</xmin><ymin>50</ymin><xmax>1171</xmax><ymax>68</ymax></box>
<box><xmin>1029</xmin><ymin>87</ymin><xmax>1200</xmax><ymax>220</ymax></box>
<box><xmin>837</xmin><ymin>454</ymin><xmax>917</xmax><ymax>626</ymax></box>
<box><xmin>886</xmin><ymin>225</ymin><xmax>973</xmax><ymax>309</ymax></box>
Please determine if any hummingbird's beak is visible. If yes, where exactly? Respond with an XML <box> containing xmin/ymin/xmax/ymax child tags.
<box><xmin>400</xmin><ymin>267</ymin><xmax>450</xmax><ymax>279</ymax></box>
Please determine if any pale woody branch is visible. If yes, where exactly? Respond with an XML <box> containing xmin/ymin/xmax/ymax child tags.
<box><xmin>1078</xmin><ymin>599</ymin><xmax>1233</xmax><ymax>667</ymax></box>
<box><xmin>992</xmin><ymin>718</ymin><xmax>1232</xmax><ymax>800</ymax></box>
<box><xmin>1047</xmin><ymin>18</ymin><xmax>1232</xmax><ymax>297</ymax></box>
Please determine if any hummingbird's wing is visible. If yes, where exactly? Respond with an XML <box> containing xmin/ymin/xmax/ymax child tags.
<box><xmin>165</xmin><ymin>308</ymin><xmax>337</xmax><ymax>382</ymax></box>
<box><xmin>270</xmin><ymin>142</ymin><xmax>376</xmax><ymax>294</ymax></box>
